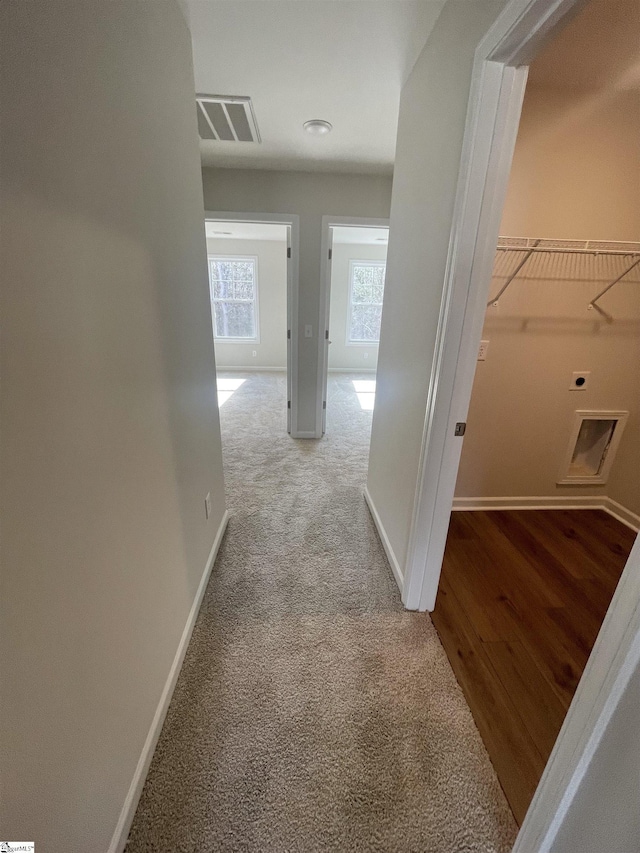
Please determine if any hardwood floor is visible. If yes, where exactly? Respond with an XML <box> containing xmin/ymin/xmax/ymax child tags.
<box><xmin>431</xmin><ymin>509</ymin><xmax>636</xmax><ymax>825</ymax></box>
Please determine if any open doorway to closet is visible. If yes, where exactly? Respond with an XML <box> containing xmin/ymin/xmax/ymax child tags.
<box><xmin>205</xmin><ymin>213</ymin><xmax>300</xmax><ymax>435</ymax></box>
<box><xmin>430</xmin><ymin>0</ymin><xmax>640</xmax><ymax>827</ymax></box>
<box><xmin>318</xmin><ymin>217</ymin><xmax>389</xmax><ymax>444</ymax></box>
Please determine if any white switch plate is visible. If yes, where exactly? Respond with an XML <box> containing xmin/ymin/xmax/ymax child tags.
<box><xmin>252</xmin><ymin>350</ymin><xmax>257</xmax><ymax>357</ymax></box>
<box><xmin>478</xmin><ymin>340</ymin><xmax>490</xmax><ymax>361</ymax></box>
<box><xmin>304</xmin><ymin>325</ymin><xmax>313</xmax><ymax>338</ymax></box>
<box><xmin>569</xmin><ymin>371</ymin><xmax>590</xmax><ymax>390</ymax></box>
<box><xmin>205</xmin><ymin>492</ymin><xmax>212</xmax><ymax>519</ymax></box>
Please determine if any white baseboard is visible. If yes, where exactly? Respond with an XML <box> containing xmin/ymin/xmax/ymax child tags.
<box><xmin>328</xmin><ymin>367</ymin><xmax>377</xmax><ymax>374</ymax></box>
<box><xmin>363</xmin><ymin>485</ymin><xmax>404</xmax><ymax>592</ymax></box>
<box><xmin>452</xmin><ymin>495</ymin><xmax>605</xmax><ymax>512</ymax></box>
<box><xmin>605</xmin><ymin>498</ymin><xmax>640</xmax><ymax>532</ymax></box>
<box><xmin>452</xmin><ymin>495</ymin><xmax>640</xmax><ymax>532</ymax></box>
<box><xmin>108</xmin><ymin>510</ymin><xmax>230</xmax><ymax>853</ymax></box>
<box><xmin>217</xmin><ymin>366</ymin><xmax>286</xmax><ymax>372</ymax></box>
<box><xmin>291</xmin><ymin>430</ymin><xmax>318</xmax><ymax>439</ymax></box>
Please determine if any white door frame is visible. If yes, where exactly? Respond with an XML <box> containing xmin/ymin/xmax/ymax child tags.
<box><xmin>318</xmin><ymin>216</ymin><xmax>390</xmax><ymax>436</ymax></box>
<box><xmin>399</xmin><ymin>0</ymin><xmax>640</xmax><ymax>848</ymax></box>
<box><xmin>204</xmin><ymin>211</ymin><xmax>301</xmax><ymax>436</ymax></box>
<box><xmin>402</xmin><ymin>0</ymin><xmax>591</xmax><ymax>612</ymax></box>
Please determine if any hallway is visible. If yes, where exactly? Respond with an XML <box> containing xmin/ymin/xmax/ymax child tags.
<box><xmin>127</xmin><ymin>373</ymin><xmax>516</xmax><ymax>852</ymax></box>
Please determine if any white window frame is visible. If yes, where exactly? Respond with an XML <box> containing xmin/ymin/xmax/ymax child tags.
<box><xmin>346</xmin><ymin>259</ymin><xmax>386</xmax><ymax>346</ymax></box>
<box><xmin>208</xmin><ymin>254</ymin><xmax>260</xmax><ymax>343</ymax></box>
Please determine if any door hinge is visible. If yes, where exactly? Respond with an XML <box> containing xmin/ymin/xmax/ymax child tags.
<box><xmin>325</xmin><ymin>330</ymin><xmax>329</xmax><ymax>340</ymax></box>
<box><xmin>455</xmin><ymin>422</ymin><xmax>466</xmax><ymax>437</ymax></box>
<box><xmin>328</xmin><ymin>248</ymin><xmax>332</xmax><ymax>260</ymax></box>
<box><xmin>323</xmin><ymin>401</ymin><xmax>327</xmax><ymax>410</ymax></box>
<box><xmin>287</xmin><ymin>329</ymin><xmax>291</xmax><ymax>339</ymax></box>
<box><xmin>288</xmin><ymin>400</ymin><xmax>291</xmax><ymax>409</ymax></box>
<box><xmin>287</xmin><ymin>247</ymin><xmax>292</xmax><ymax>259</ymax></box>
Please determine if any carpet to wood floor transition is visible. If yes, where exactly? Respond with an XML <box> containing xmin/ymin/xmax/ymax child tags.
<box><xmin>126</xmin><ymin>372</ymin><xmax>517</xmax><ymax>853</ymax></box>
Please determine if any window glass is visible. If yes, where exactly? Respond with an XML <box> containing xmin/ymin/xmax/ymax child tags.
<box><xmin>348</xmin><ymin>262</ymin><xmax>385</xmax><ymax>343</ymax></box>
<box><xmin>209</xmin><ymin>257</ymin><xmax>258</xmax><ymax>340</ymax></box>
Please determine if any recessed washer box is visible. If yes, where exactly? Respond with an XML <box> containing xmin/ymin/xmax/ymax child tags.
<box><xmin>558</xmin><ymin>410</ymin><xmax>628</xmax><ymax>485</ymax></box>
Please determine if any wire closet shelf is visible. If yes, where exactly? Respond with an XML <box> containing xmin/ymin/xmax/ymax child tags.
<box><xmin>488</xmin><ymin>237</ymin><xmax>640</xmax><ymax>321</ymax></box>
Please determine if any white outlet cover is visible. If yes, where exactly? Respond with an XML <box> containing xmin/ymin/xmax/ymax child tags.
<box><xmin>478</xmin><ymin>340</ymin><xmax>489</xmax><ymax>361</ymax></box>
<box><xmin>569</xmin><ymin>371</ymin><xmax>590</xmax><ymax>390</ymax></box>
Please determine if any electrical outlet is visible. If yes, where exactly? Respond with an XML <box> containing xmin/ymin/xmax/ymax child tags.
<box><xmin>205</xmin><ymin>492</ymin><xmax>212</xmax><ymax>520</ymax></box>
<box><xmin>478</xmin><ymin>340</ymin><xmax>490</xmax><ymax>361</ymax></box>
<box><xmin>570</xmin><ymin>371</ymin><xmax>590</xmax><ymax>391</ymax></box>
<box><xmin>304</xmin><ymin>325</ymin><xmax>313</xmax><ymax>338</ymax></box>
<box><xmin>363</xmin><ymin>352</ymin><xmax>369</xmax><ymax>360</ymax></box>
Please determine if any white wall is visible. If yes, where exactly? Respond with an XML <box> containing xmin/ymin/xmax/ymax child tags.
<box><xmin>454</xmin><ymin>83</ymin><xmax>640</xmax><ymax>515</ymax></box>
<box><xmin>201</xmin><ymin>168</ymin><xmax>392</xmax><ymax>432</ymax></box>
<box><xmin>499</xmin><ymin>87</ymin><xmax>640</xmax><ymax>241</ymax></box>
<box><xmin>328</xmin><ymin>242</ymin><xmax>387</xmax><ymax>371</ymax></box>
<box><xmin>550</xmin><ymin>657</ymin><xmax>640</xmax><ymax>853</ymax></box>
<box><xmin>0</xmin><ymin>3</ymin><xmax>226</xmax><ymax>851</ymax></box>
<box><xmin>366</xmin><ymin>0</ymin><xmax>508</xmax><ymax>572</ymax></box>
<box><xmin>207</xmin><ymin>237</ymin><xmax>288</xmax><ymax>369</ymax></box>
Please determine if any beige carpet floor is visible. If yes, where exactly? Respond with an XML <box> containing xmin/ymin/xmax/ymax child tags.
<box><xmin>126</xmin><ymin>372</ymin><xmax>517</xmax><ymax>852</ymax></box>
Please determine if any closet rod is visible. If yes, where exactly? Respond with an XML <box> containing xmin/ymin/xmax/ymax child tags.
<box><xmin>488</xmin><ymin>239</ymin><xmax>640</xmax><ymax>310</ymax></box>
<box><xmin>495</xmin><ymin>247</ymin><xmax>640</xmax><ymax>256</ymax></box>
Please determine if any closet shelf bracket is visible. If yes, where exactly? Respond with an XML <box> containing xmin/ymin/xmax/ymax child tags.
<box><xmin>588</xmin><ymin>256</ymin><xmax>640</xmax><ymax>322</ymax></box>
<box><xmin>487</xmin><ymin>239</ymin><xmax>540</xmax><ymax>307</ymax></box>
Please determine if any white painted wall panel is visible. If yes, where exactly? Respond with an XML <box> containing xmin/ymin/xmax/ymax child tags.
<box><xmin>0</xmin><ymin>2</ymin><xmax>226</xmax><ymax>849</ymax></box>
<box><xmin>366</xmin><ymin>0</ymin><xmax>508</xmax><ymax>571</ymax></box>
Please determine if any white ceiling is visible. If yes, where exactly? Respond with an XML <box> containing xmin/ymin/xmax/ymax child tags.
<box><xmin>186</xmin><ymin>0</ymin><xmax>446</xmax><ymax>174</ymax></box>
<box><xmin>205</xmin><ymin>221</ymin><xmax>288</xmax><ymax>241</ymax></box>
<box><xmin>332</xmin><ymin>226</ymin><xmax>389</xmax><ymax>245</ymax></box>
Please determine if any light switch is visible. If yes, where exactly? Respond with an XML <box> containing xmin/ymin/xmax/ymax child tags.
<box><xmin>478</xmin><ymin>340</ymin><xmax>489</xmax><ymax>361</ymax></box>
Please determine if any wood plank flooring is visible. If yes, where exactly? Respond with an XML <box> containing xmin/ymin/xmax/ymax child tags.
<box><xmin>431</xmin><ymin>509</ymin><xmax>636</xmax><ymax>825</ymax></box>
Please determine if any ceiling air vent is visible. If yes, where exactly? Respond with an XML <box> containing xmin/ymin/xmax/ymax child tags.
<box><xmin>196</xmin><ymin>95</ymin><xmax>261</xmax><ymax>143</ymax></box>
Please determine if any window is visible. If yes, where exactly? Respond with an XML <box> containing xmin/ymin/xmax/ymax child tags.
<box><xmin>347</xmin><ymin>260</ymin><xmax>386</xmax><ymax>344</ymax></box>
<box><xmin>209</xmin><ymin>257</ymin><xmax>259</xmax><ymax>340</ymax></box>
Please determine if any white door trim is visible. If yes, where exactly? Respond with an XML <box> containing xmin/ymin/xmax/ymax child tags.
<box><xmin>402</xmin><ymin>0</ymin><xmax>592</xmax><ymax>612</ymax></box>
<box><xmin>204</xmin><ymin>211</ymin><xmax>301</xmax><ymax>436</ymax></box>
<box><xmin>318</xmin><ymin>216</ymin><xmax>389</xmax><ymax>437</ymax></box>
<box><xmin>398</xmin><ymin>0</ymin><xmax>640</xmax><ymax>848</ymax></box>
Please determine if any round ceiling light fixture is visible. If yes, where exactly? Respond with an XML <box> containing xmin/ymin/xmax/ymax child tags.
<box><xmin>303</xmin><ymin>119</ymin><xmax>333</xmax><ymax>136</ymax></box>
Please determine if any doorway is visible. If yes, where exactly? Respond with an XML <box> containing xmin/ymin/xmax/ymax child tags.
<box><xmin>402</xmin><ymin>0</ymin><xmax>640</xmax><ymax>845</ymax></box>
<box><xmin>318</xmin><ymin>217</ymin><xmax>389</xmax><ymax>439</ymax></box>
<box><xmin>204</xmin><ymin>212</ymin><xmax>300</xmax><ymax>435</ymax></box>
